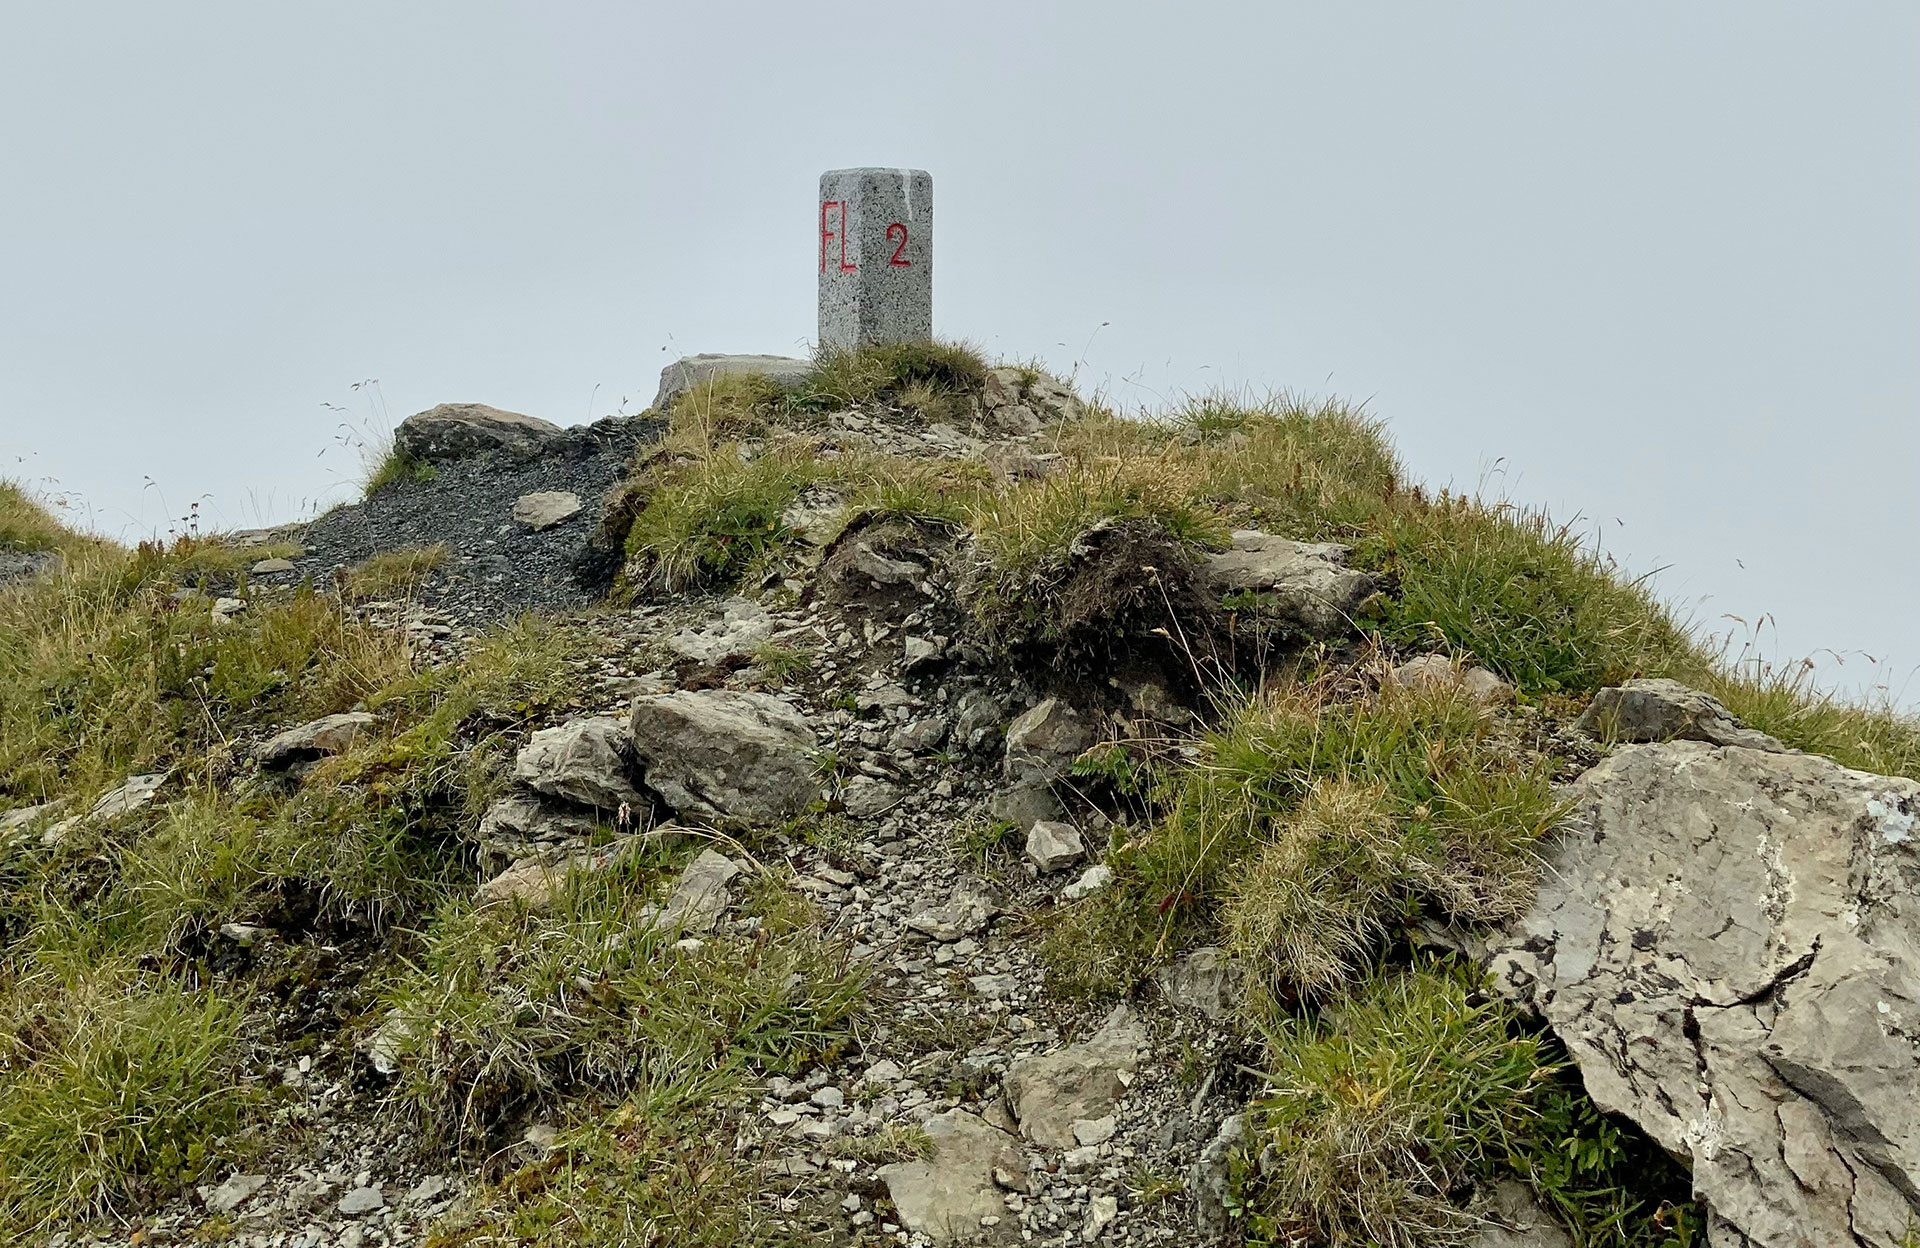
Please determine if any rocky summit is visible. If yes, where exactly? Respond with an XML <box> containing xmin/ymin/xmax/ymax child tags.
<box><xmin>1</xmin><ymin>345</ymin><xmax>1918</xmax><ymax>1248</ymax></box>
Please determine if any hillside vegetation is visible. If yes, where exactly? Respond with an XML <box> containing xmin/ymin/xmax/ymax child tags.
<box><xmin>1</xmin><ymin>347</ymin><xmax>1915</xmax><ymax>1247</ymax></box>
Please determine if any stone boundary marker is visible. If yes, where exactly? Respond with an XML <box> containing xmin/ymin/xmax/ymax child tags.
<box><xmin>818</xmin><ymin>167</ymin><xmax>932</xmax><ymax>350</ymax></box>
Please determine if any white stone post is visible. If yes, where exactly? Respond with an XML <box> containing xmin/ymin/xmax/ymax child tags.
<box><xmin>817</xmin><ymin>167</ymin><xmax>932</xmax><ymax>351</ymax></box>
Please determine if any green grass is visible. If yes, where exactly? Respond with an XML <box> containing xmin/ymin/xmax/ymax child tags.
<box><xmin>426</xmin><ymin>1099</ymin><xmax>772</xmax><ymax>1248</ymax></box>
<box><xmin>0</xmin><ymin>970</ymin><xmax>258</xmax><ymax>1234</ymax></box>
<box><xmin>0</xmin><ymin>542</ymin><xmax>413</xmax><ymax>803</ymax></box>
<box><xmin>364</xmin><ymin>447</ymin><xmax>437</xmax><ymax>495</ymax></box>
<box><xmin>0</xmin><ymin>482</ymin><xmax>77</xmax><ymax>555</ymax></box>
<box><xmin>1237</xmin><ymin>961</ymin><xmax>1698</xmax><ymax>1248</ymax></box>
<box><xmin>338</xmin><ymin>542</ymin><xmax>450</xmax><ymax>602</ymax></box>
<box><xmin>376</xmin><ymin>847</ymin><xmax>862</xmax><ymax>1150</ymax></box>
<box><xmin>786</xmin><ymin>339</ymin><xmax>990</xmax><ymax>420</ymax></box>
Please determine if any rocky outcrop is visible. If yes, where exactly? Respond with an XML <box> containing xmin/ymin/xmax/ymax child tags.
<box><xmin>628</xmin><ymin>689</ymin><xmax>818</xmax><ymax>825</ymax></box>
<box><xmin>651</xmin><ymin>354</ymin><xmax>813</xmax><ymax>413</ymax></box>
<box><xmin>512</xmin><ymin>716</ymin><xmax>645</xmax><ymax>812</ymax></box>
<box><xmin>254</xmin><ymin>712</ymin><xmax>375</xmax><ymax>770</ymax></box>
<box><xmin>1574</xmin><ymin>677</ymin><xmax>1783</xmax><ymax>751</ymax></box>
<box><xmin>1488</xmin><ymin>739</ymin><xmax>1920</xmax><ymax>1248</ymax></box>
<box><xmin>1205</xmin><ymin>530</ymin><xmax>1375</xmax><ymax>637</ymax></box>
<box><xmin>979</xmin><ymin>367</ymin><xmax>1085</xmax><ymax>435</ymax></box>
<box><xmin>393</xmin><ymin>403</ymin><xmax>566</xmax><ymax>461</ymax></box>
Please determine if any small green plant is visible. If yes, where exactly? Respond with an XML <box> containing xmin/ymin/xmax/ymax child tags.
<box><xmin>826</xmin><ymin>1123</ymin><xmax>935</xmax><ymax>1165</ymax></box>
<box><xmin>1238</xmin><ymin>961</ymin><xmax>1550</xmax><ymax>1248</ymax></box>
<box><xmin>363</xmin><ymin>447</ymin><xmax>436</xmax><ymax>495</ymax></box>
<box><xmin>950</xmin><ymin>815</ymin><xmax>1021</xmax><ymax>863</ymax></box>
<box><xmin>749</xmin><ymin>640</ymin><xmax>813</xmax><ymax>685</ymax></box>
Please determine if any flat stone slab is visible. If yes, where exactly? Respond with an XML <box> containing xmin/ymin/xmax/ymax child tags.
<box><xmin>652</xmin><ymin>354</ymin><xmax>813</xmax><ymax>413</ymax></box>
<box><xmin>877</xmin><ymin>1109</ymin><xmax>1021</xmax><ymax>1245</ymax></box>
<box><xmin>511</xmin><ymin>490</ymin><xmax>582</xmax><ymax>530</ymax></box>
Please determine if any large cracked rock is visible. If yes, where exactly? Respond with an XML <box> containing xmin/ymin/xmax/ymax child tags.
<box><xmin>1204</xmin><ymin>529</ymin><xmax>1375</xmax><ymax>637</ymax></box>
<box><xmin>628</xmin><ymin>689</ymin><xmax>818</xmax><ymax>825</ymax></box>
<box><xmin>513</xmin><ymin>716</ymin><xmax>646</xmax><ymax>812</ymax></box>
<box><xmin>1488</xmin><ymin>740</ymin><xmax>1920</xmax><ymax>1247</ymax></box>
<box><xmin>393</xmin><ymin>403</ymin><xmax>565</xmax><ymax>461</ymax></box>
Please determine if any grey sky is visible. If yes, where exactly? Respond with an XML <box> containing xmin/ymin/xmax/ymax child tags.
<box><xmin>3</xmin><ymin>4</ymin><xmax>1915</xmax><ymax>705</ymax></box>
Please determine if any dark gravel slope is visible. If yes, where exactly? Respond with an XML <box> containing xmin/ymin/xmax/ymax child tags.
<box><xmin>281</xmin><ymin>415</ymin><xmax>661</xmax><ymax>621</ymax></box>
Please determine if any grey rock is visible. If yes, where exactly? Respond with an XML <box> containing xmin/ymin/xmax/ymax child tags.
<box><xmin>851</xmin><ymin>541</ymin><xmax>924</xmax><ymax>586</ymax></box>
<box><xmin>989</xmin><ymin>782</ymin><xmax>1065</xmax><ymax>830</ymax></box>
<box><xmin>981</xmin><ymin>367</ymin><xmax>1085</xmax><ymax>434</ymax></box>
<box><xmin>0</xmin><ymin>803</ymin><xmax>57</xmax><ymax>839</ymax></box>
<box><xmin>511</xmin><ymin>490</ymin><xmax>582</xmax><ymax>530</ymax></box>
<box><xmin>841</xmin><ymin>774</ymin><xmax>901</xmax><ymax>818</ymax></box>
<box><xmin>1488</xmin><ymin>741</ymin><xmax>1920</xmax><ymax>1248</ymax></box>
<box><xmin>1189</xmin><ymin>1114</ymin><xmax>1245</xmax><ymax>1237</ymax></box>
<box><xmin>666</xmin><ymin>597</ymin><xmax>774</xmax><ymax>667</ymax></box>
<box><xmin>1466</xmin><ymin>1179</ymin><xmax>1574</xmax><ymax>1248</ymax></box>
<box><xmin>1156</xmin><ymin>946</ymin><xmax>1236</xmax><ymax>1020</ymax></box>
<box><xmin>203</xmin><ymin>1172</ymin><xmax>269</xmax><ymax>1215</ymax></box>
<box><xmin>90</xmin><ymin>772</ymin><xmax>167</xmax><ymax>820</ymax></box>
<box><xmin>652</xmin><ymin>353</ymin><xmax>813</xmax><ymax>414</ymax></box>
<box><xmin>514</xmin><ymin>716</ymin><xmax>645</xmax><ymax>811</ymax></box>
<box><xmin>394</xmin><ymin>402</ymin><xmax>564</xmax><ymax>461</ymax></box>
<box><xmin>877</xmin><ymin>1109</ymin><xmax>1021</xmax><ymax>1245</ymax></box>
<box><xmin>953</xmin><ymin>690</ymin><xmax>1005</xmax><ymax>751</ymax></box>
<box><xmin>1206</xmin><ymin>529</ymin><xmax>1376</xmax><ymax>636</ymax></box>
<box><xmin>1004</xmin><ymin>698</ymin><xmax>1095</xmax><ymax>785</ymax></box>
<box><xmin>1025</xmin><ymin>820</ymin><xmax>1085</xmax><ymax>872</ymax></box>
<box><xmin>629</xmin><ymin>689</ymin><xmax>818</xmax><ymax>825</ymax></box>
<box><xmin>638</xmin><ymin>849</ymin><xmax>742</xmax><ymax>934</ymax></box>
<box><xmin>1388</xmin><ymin>654</ymin><xmax>1513</xmax><ymax>707</ymax></box>
<box><xmin>1005</xmin><ymin>1004</ymin><xmax>1147</xmax><ymax>1149</ymax></box>
<box><xmin>249</xmin><ymin>556</ymin><xmax>296</xmax><ymax>575</ymax></box>
<box><xmin>888</xmin><ymin>715</ymin><xmax>950</xmax><ymax>754</ymax></box>
<box><xmin>1061</xmin><ymin>864</ymin><xmax>1114</xmax><ymax>900</ymax></box>
<box><xmin>1084</xmin><ymin>1193</ymin><xmax>1119</xmax><ymax>1240</ymax></box>
<box><xmin>1573</xmin><ymin>677</ymin><xmax>1784</xmax><ymax>751</ymax></box>
<box><xmin>906</xmin><ymin>879</ymin><xmax>998</xmax><ymax>942</ymax></box>
<box><xmin>337</xmin><ymin>1185</ymin><xmax>386</xmax><ymax>1216</ymax></box>
<box><xmin>254</xmin><ymin>711</ymin><xmax>375</xmax><ymax>769</ymax></box>
<box><xmin>780</xmin><ymin>488</ymin><xmax>848</xmax><ymax>547</ymax></box>
<box><xmin>476</xmin><ymin>792</ymin><xmax>602</xmax><ymax>849</ymax></box>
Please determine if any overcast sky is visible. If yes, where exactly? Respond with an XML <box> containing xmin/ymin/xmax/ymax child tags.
<box><xmin>2</xmin><ymin>4</ymin><xmax>1915</xmax><ymax>705</ymax></box>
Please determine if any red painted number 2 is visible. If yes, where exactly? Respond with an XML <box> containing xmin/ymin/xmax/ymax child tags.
<box><xmin>820</xmin><ymin>203</ymin><xmax>913</xmax><ymax>271</ymax></box>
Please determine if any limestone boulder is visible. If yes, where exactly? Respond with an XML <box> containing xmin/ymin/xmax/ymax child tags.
<box><xmin>1024</xmin><ymin>820</ymin><xmax>1084</xmax><ymax>872</ymax></box>
<box><xmin>513</xmin><ymin>717</ymin><xmax>646</xmax><ymax>812</ymax></box>
<box><xmin>393</xmin><ymin>403</ymin><xmax>565</xmax><ymax>461</ymax></box>
<box><xmin>1004</xmin><ymin>1004</ymin><xmax>1146</xmax><ymax>1149</ymax></box>
<box><xmin>637</xmin><ymin>848</ymin><xmax>741</xmax><ymax>934</ymax></box>
<box><xmin>877</xmin><ymin>1109</ymin><xmax>1022</xmax><ymax>1245</ymax></box>
<box><xmin>1205</xmin><ymin>529</ymin><xmax>1376</xmax><ymax>637</ymax></box>
<box><xmin>1487</xmin><ymin>740</ymin><xmax>1920</xmax><ymax>1248</ymax></box>
<box><xmin>255</xmin><ymin>712</ymin><xmax>375</xmax><ymax>770</ymax></box>
<box><xmin>628</xmin><ymin>689</ymin><xmax>817</xmax><ymax>825</ymax></box>
<box><xmin>1574</xmin><ymin>677</ymin><xmax>1783</xmax><ymax>751</ymax></box>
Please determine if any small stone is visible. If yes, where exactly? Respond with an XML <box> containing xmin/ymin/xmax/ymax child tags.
<box><xmin>250</xmin><ymin>557</ymin><xmax>296</xmax><ymax>574</ymax></box>
<box><xmin>337</xmin><ymin>1186</ymin><xmax>385</xmax><ymax>1216</ymax></box>
<box><xmin>1025</xmin><ymin>821</ymin><xmax>1085</xmax><ymax>872</ymax></box>
<box><xmin>1083</xmin><ymin>1193</ymin><xmax>1118</xmax><ymax>1241</ymax></box>
<box><xmin>1072</xmin><ymin>1116</ymin><xmax>1117</xmax><ymax>1147</ymax></box>
<box><xmin>203</xmin><ymin>1173</ymin><xmax>268</xmax><ymax>1215</ymax></box>
<box><xmin>864</xmin><ymin>1059</ymin><xmax>904</xmax><ymax>1084</ymax></box>
<box><xmin>1061</xmin><ymin>864</ymin><xmax>1114</xmax><ymax>901</ymax></box>
<box><xmin>811</xmin><ymin>1086</ymin><xmax>845</xmax><ymax>1109</ymax></box>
